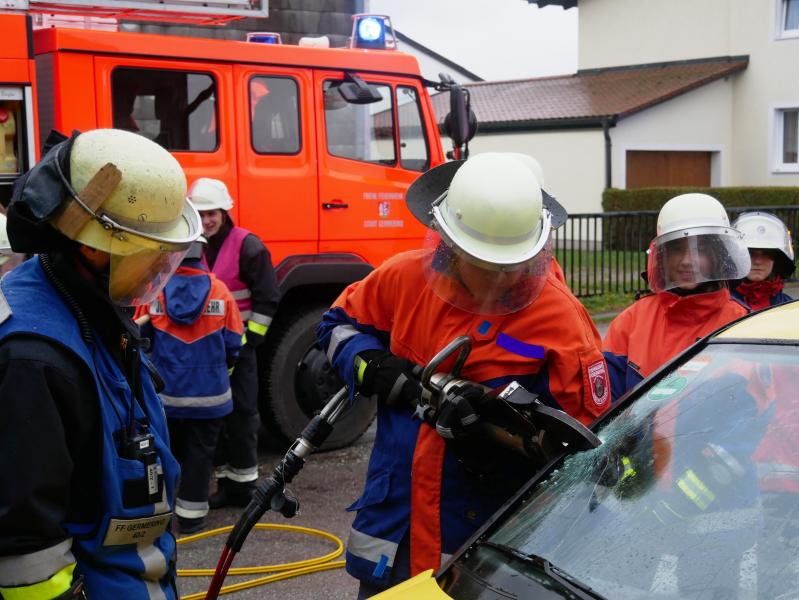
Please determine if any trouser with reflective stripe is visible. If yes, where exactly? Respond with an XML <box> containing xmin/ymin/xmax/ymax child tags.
<box><xmin>355</xmin><ymin>532</ymin><xmax>411</xmax><ymax>599</ymax></box>
<box><xmin>214</xmin><ymin>344</ymin><xmax>260</xmax><ymax>483</ymax></box>
<box><xmin>168</xmin><ymin>417</ymin><xmax>224</xmax><ymax>519</ymax></box>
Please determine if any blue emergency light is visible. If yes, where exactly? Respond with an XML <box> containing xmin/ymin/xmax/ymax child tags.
<box><xmin>246</xmin><ymin>32</ymin><xmax>282</xmax><ymax>44</ymax></box>
<box><xmin>350</xmin><ymin>14</ymin><xmax>396</xmax><ymax>50</ymax></box>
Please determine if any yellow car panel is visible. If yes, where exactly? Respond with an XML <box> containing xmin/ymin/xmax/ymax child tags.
<box><xmin>370</xmin><ymin>570</ymin><xmax>453</xmax><ymax>599</ymax></box>
<box><xmin>716</xmin><ymin>300</ymin><xmax>799</xmax><ymax>341</ymax></box>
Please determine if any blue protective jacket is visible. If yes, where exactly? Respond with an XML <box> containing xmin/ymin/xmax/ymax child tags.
<box><xmin>139</xmin><ymin>260</ymin><xmax>243</xmax><ymax>420</ymax></box>
<box><xmin>0</xmin><ymin>259</ymin><xmax>180</xmax><ymax>599</ymax></box>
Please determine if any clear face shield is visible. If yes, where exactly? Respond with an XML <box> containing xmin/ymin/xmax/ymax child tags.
<box><xmin>422</xmin><ymin>229</ymin><xmax>552</xmax><ymax>316</ymax></box>
<box><xmin>109</xmin><ymin>233</ymin><xmax>191</xmax><ymax>307</ymax></box>
<box><xmin>646</xmin><ymin>227</ymin><xmax>751</xmax><ymax>293</ymax></box>
<box><xmin>53</xmin><ymin>153</ymin><xmax>200</xmax><ymax>306</ymax></box>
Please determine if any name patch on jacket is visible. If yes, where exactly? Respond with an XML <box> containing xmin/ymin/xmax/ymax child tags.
<box><xmin>205</xmin><ymin>299</ymin><xmax>225</xmax><ymax>316</ymax></box>
<box><xmin>102</xmin><ymin>513</ymin><xmax>171</xmax><ymax>546</ymax></box>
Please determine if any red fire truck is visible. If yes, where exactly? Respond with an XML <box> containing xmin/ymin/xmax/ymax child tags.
<box><xmin>0</xmin><ymin>1</ymin><xmax>473</xmax><ymax>448</ymax></box>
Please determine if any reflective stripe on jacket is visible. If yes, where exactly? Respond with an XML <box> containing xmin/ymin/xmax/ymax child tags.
<box><xmin>137</xmin><ymin>263</ymin><xmax>243</xmax><ymax>419</ymax></box>
<box><xmin>0</xmin><ymin>260</ymin><xmax>180</xmax><ymax>599</ymax></box>
<box><xmin>317</xmin><ymin>249</ymin><xmax>609</xmax><ymax>588</ymax></box>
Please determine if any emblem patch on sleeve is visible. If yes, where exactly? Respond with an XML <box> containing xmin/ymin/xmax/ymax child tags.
<box><xmin>587</xmin><ymin>360</ymin><xmax>610</xmax><ymax>407</ymax></box>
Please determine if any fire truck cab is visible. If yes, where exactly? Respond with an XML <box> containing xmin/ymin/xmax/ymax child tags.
<box><xmin>0</xmin><ymin>2</ymin><xmax>469</xmax><ymax>448</ymax></box>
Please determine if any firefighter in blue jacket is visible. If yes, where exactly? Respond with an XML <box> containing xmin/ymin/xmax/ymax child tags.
<box><xmin>136</xmin><ymin>237</ymin><xmax>243</xmax><ymax>534</ymax></box>
<box><xmin>0</xmin><ymin>128</ymin><xmax>201</xmax><ymax>599</ymax></box>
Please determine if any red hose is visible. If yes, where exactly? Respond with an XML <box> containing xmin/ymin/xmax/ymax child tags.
<box><xmin>204</xmin><ymin>545</ymin><xmax>234</xmax><ymax>600</ymax></box>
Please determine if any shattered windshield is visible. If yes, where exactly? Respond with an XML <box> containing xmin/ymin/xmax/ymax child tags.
<box><xmin>485</xmin><ymin>343</ymin><xmax>799</xmax><ymax>599</ymax></box>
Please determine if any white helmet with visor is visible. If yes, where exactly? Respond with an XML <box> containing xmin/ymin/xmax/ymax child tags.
<box><xmin>647</xmin><ymin>193</ymin><xmax>751</xmax><ymax>293</ymax></box>
<box><xmin>732</xmin><ymin>211</ymin><xmax>795</xmax><ymax>277</ymax></box>
<box><xmin>57</xmin><ymin>129</ymin><xmax>201</xmax><ymax>306</ymax></box>
<box><xmin>411</xmin><ymin>152</ymin><xmax>555</xmax><ymax>315</ymax></box>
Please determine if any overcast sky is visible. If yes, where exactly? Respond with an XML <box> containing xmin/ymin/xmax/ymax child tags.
<box><xmin>366</xmin><ymin>0</ymin><xmax>578</xmax><ymax>81</ymax></box>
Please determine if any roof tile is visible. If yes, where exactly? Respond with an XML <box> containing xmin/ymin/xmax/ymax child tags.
<box><xmin>432</xmin><ymin>56</ymin><xmax>748</xmax><ymax>128</ymax></box>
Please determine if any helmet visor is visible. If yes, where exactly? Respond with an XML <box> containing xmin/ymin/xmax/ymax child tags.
<box><xmin>109</xmin><ymin>230</ymin><xmax>190</xmax><ymax>306</ymax></box>
<box><xmin>647</xmin><ymin>227</ymin><xmax>751</xmax><ymax>293</ymax></box>
<box><xmin>422</xmin><ymin>229</ymin><xmax>551</xmax><ymax>315</ymax></box>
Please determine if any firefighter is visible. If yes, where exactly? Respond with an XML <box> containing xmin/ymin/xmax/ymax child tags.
<box><xmin>187</xmin><ymin>177</ymin><xmax>281</xmax><ymax>508</ymax></box>
<box><xmin>136</xmin><ymin>236</ymin><xmax>243</xmax><ymax>534</ymax></box>
<box><xmin>317</xmin><ymin>152</ymin><xmax>610</xmax><ymax>597</ymax></box>
<box><xmin>730</xmin><ymin>211</ymin><xmax>795</xmax><ymax>310</ymax></box>
<box><xmin>0</xmin><ymin>128</ymin><xmax>201</xmax><ymax>598</ymax></box>
<box><xmin>603</xmin><ymin>193</ymin><xmax>750</xmax><ymax>401</ymax></box>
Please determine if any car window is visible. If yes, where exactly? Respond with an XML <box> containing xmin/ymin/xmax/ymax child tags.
<box><xmin>476</xmin><ymin>344</ymin><xmax>799</xmax><ymax>599</ymax></box>
<box><xmin>323</xmin><ymin>80</ymin><xmax>394</xmax><ymax>165</ymax></box>
<box><xmin>112</xmin><ymin>68</ymin><xmax>217</xmax><ymax>152</ymax></box>
<box><xmin>250</xmin><ymin>76</ymin><xmax>300</xmax><ymax>154</ymax></box>
<box><xmin>396</xmin><ymin>86</ymin><xmax>429</xmax><ymax>172</ymax></box>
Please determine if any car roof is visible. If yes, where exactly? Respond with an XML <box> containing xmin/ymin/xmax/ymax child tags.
<box><xmin>715</xmin><ymin>299</ymin><xmax>799</xmax><ymax>341</ymax></box>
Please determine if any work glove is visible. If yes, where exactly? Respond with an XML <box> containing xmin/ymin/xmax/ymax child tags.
<box><xmin>243</xmin><ymin>320</ymin><xmax>268</xmax><ymax>348</ymax></box>
<box><xmin>359</xmin><ymin>350</ymin><xmax>422</xmax><ymax>408</ymax></box>
<box><xmin>435</xmin><ymin>382</ymin><xmax>486</xmax><ymax>440</ymax></box>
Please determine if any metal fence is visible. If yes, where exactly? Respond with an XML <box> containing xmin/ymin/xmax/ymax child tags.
<box><xmin>552</xmin><ymin>205</ymin><xmax>799</xmax><ymax>298</ymax></box>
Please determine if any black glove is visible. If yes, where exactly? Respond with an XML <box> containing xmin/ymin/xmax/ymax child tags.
<box><xmin>243</xmin><ymin>321</ymin><xmax>267</xmax><ymax>348</ymax></box>
<box><xmin>359</xmin><ymin>351</ymin><xmax>422</xmax><ymax>408</ymax></box>
<box><xmin>435</xmin><ymin>383</ymin><xmax>486</xmax><ymax>440</ymax></box>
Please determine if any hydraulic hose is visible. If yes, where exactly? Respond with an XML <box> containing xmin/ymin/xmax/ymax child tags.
<box><xmin>202</xmin><ymin>388</ymin><xmax>348</xmax><ymax>599</ymax></box>
<box><xmin>176</xmin><ymin>523</ymin><xmax>345</xmax><ymax>600</ymax></box>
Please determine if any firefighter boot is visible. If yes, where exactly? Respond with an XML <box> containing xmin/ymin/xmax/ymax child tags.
<box><xmin>209</xmin><ymin>479</ymin><xmax>256</xmax><ymax>509</ymax></box>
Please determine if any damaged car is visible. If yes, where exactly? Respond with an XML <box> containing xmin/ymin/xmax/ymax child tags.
<box><xmin>375</xmin><ymin>301</ymin><xmax>799</xmax><ymax>599</ymax></box>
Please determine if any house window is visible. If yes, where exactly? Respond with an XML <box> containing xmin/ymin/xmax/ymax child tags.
<box><xmin>779</xmin><ymin>0</ymin><xmax>799</xmax><ymax>38</ymax></box>
<box><xmin>774</xmin><ymin>107</ymin><xmax>799</xmax><ymax>172</ymax></box>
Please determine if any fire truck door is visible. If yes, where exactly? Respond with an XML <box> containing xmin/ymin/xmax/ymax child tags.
<box><xmin>314</xmin><ymin>70</ymin><xmax>427</xmax><ymax>265</ymax></box>
<box><xmin>94</xmin><ymin>56</ymin><xmax>236</xmax><ymax>207</ymax></box>
<box><xmin>234</xmin><ymin>65</ymin><xmax>317</xmax><ymax>261</ymax></box>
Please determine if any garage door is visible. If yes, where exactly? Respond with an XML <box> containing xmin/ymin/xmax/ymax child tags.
<box><xmin>626</xmin><ymin>150</ymin><xmax>711</xmax><ymax>188</ymax></box>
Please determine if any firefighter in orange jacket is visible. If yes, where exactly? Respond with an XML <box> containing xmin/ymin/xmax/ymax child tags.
<box><xmin>317</xmin><ymin>153</ymin><xmax>610</xmax><ymax>597</ymax></box>
<box><xmin>603</xmin><ymin>193</ymin><xmax>750</xmax><ymax>400</ymax></box>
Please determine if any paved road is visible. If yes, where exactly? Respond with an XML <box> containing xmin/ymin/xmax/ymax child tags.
<box><xmin>176</xmin><ymin>427</ymin><xmax>373</xmax><ymax>600</ymax></box>
<box><xmin>175</xmin><ymin>315</ymin><xmax>610</xmax><ymax>599</ymax></box>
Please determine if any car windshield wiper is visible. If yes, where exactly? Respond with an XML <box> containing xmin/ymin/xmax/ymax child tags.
<box><xmin>479</xmin><ymin>541</ymin><xmax>609</xmax><ymax>600</ymax></box>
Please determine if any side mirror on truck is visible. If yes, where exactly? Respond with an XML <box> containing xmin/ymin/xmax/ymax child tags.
<box><xmin>440</xmin><ymin>73</ymin><xmax>477</xmax><ymax>160</ymax></box>
<box><xmin>337</xmin><ymin>72</ymin><xmax>383</xmax><ymax>105</ymax></box>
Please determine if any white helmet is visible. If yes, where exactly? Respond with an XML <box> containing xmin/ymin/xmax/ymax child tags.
<box><xmin>187</xmin><ymin>178</ymin><xmax>234</xmax><ymax>212</ymax></box>
<box><xmin>732</xmin><ymin>211</ymin><xmax>795</xmax><ymax>277</ymax></box>
<box><xmin>431</xmin><ymin>152</ymin><xmax>551</xmax><ymax>268</ymax></box>
<box><xmin>0</xmin><ymin>213</ymin><xmax>11</xmax><ymax>266</ymax></box>
<box><xmin>417</xmin><ymin>152</ymin><xmax>553</xmax><ymax>315</ymax></box>
<box><xmin>62</xmin><ymin>129</ymin><xmax>201</xmax><ymax>306</ymax></box>
<box><xmin>647</xmin><ymin>193</ymin><xmax>751</xmax><ymax>293</ymax></box>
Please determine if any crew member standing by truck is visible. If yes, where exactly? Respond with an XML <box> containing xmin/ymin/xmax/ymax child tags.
<box><xmin>188</xmin><ymin>177</ymin><xmax>281</xmax><ymax>508</ymax></box>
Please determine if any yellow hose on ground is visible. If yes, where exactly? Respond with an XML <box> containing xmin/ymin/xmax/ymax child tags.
<box><xmin>176</xmin><ymin>523</ymin><xmax>346</xmax><ymax>600</ymax></box>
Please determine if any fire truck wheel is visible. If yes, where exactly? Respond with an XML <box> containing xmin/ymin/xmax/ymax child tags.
<box><xmin>259</xmin><ymin>302</ymin><xmax>377</xmax><ymax>451</ymax></box>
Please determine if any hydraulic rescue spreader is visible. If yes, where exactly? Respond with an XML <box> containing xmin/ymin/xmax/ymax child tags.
<box><xmin>204</xmin><ymin>336</ymin><xmax>601</xmax><ymax>599</ymax></box>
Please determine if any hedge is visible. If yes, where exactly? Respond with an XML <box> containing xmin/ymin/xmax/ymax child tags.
<box><xmin>603</xmin><ymin>186</ymin><xmax>799</xmax><ymax>212</ymax></box>
<box><xmin>600</xmin><ymin>186</ymin><xmax>799</xmax><ymax>252</ymax></box>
